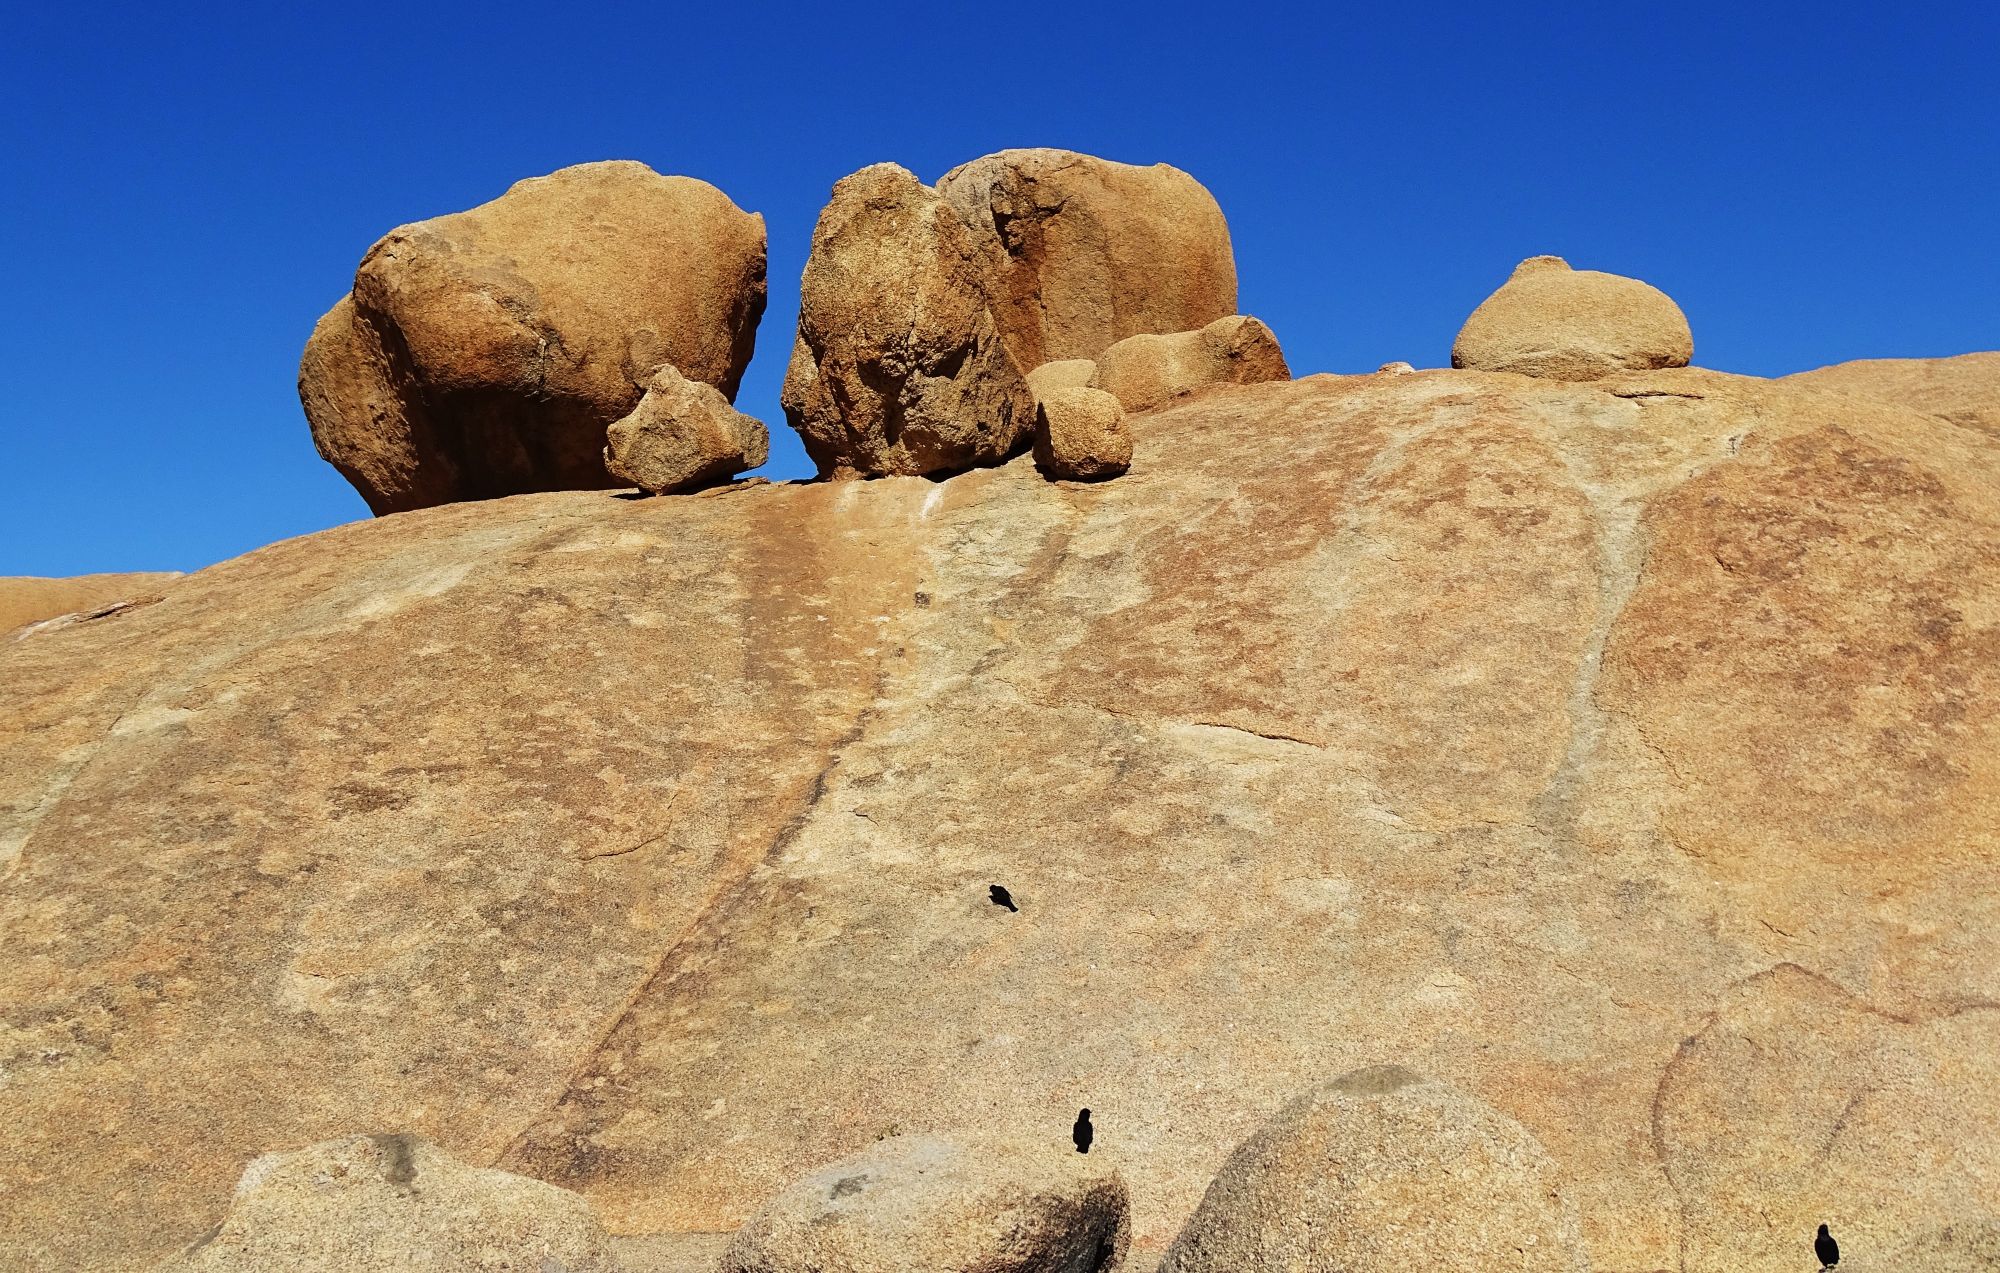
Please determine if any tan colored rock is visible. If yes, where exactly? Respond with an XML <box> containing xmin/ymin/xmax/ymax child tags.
<box><xmin>938</xmin><ymin>149</ymin><xmax>1237</xmax><ymax>369</ymax></box>
<box><xmin>720</xmin><ymin>1133</ymin><xmax>1125</xmax><ymax>1273</ymax></box>
<box><xmin>1</xmin><ymin>572</ymin><xmax>181</xmax><ymax>635</ymax></box>
<box><xmin>301</xmin><ymin>161</ymin><xmax>767</xmax><ymax>513</ymax></box>
<box><xmin>1781</xmin><ymin>351</ymin><xmax>2000</xmax><ymax>437</ymax></box>
<box><xmin>153</xmin><ymin>1134</ymin><xmax>622</xmax><ymax>1272</ymax></box>
<box><xmin>781</xmin><ymin>164</ymin><xmax>1034</xmax><ymax>479</ymax></box>
<box><xmin>605</xmin><ymin>366</ymin><xmax>768</xmax><ymax>495</ymax></box>
<box><xmin>6</xmin><ymin>370</ymin><xmax>2000</xmax><ymax>1273</ymax></box>
<box><xmin>1376</xmin><ymin>360</ymin><xmax>1416</xmax><ymax>375</ymax></box>
<box><xmin>1026</xmin><ymin>358</ymin><xmax>1098</xmax><ymax>401</ymax></box>
<box><xmin>1033</xmin><ymin>385</ymin><xmax>1129</xmax><ymax>481</ymax></box>
<box><xmin>1452</xmin><ymin>255</ymin><xmax>1692</xmax><ymax>380</ymax></box>
<box><xmin>1844</xmin><ymin>1219</ymin><xmax>2000</xmax><ymax>1272</ymax></box>
<box><xmin>1087</xmin><ymin>315</ymin><xmax>1289</xmax><ymax>412</ymax></box>
<box><xmin>1160</xmin><ymin>1066</ymin><xmax>1588</xmax><ymax>1273</ymax></box>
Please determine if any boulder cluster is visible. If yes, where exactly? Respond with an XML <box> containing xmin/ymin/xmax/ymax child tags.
<box><xmin>301</xmin><ymin>150</ymin><xmax>1295</xmax><ymax>507</ymax></box>
<box><xmin>159</xmin><ymin>1069</ymin><xmax>1588</xmax><ymax>1273</ymax></box>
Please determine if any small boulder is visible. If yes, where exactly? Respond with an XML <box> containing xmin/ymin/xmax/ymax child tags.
<box><xmin>1088</xmin><ymin>316</ymin><xmax>1289</xmax><ymax>413</ymax></box>
<box><xmin>1159</xmin><ymin>1066</ymin><xmax>1589</xmax><ymax>1273</ymax></box>
<box><xmin>1027</xmin><ymin>358</ymin><xmax>1099</xmax><ymax>401</ymax></box>
<box><xmin>938</xmin><ymin>149</ymin><xmax>1238</xmax><ymax>368</ymax></box>
<box><xmin>781</xmin><ymin>164</ymin><xmax>1035</xmax><ymax>479</ymax></box>
<box><xmin>301</xmin><ymin>160</ymin><xmax>767</xmax><ymax>513</ymax></box>
<box><xmin>1035</xmin><ymin>386</ymin><xmax>1130</xmax><ymax>481</ymax></box>
<box><xmin>154</xmin><ymin>1133</ymin><xmax>623</xmax><ymax>1272</ymax></box>
<box><xmin>1376</xmin><ymin>360</ymin><xmax>1416</xmax><ymax>375</ymax></box>
<box><xmin>721</xmin><ymin>1132</ymin><xmax>1126</xmax><ymax>1273</ymax></box>
<box><xmin>605</xmin><ymin>365</ymin><xmax>768</xmax><ymax>494</ymax></box>
<box><xmin>1452</xmin><ymin>255</ymin><xmax>1692</xmax><ymax>381</ymax></box>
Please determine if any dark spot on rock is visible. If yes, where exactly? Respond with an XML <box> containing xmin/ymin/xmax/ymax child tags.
<box><xmin>830</xmin><ymin>1173</ymin><xmax>870</xmax><ymax>1199</ymax></box>
<box><xmin>369</xmin><ymin>1132</ymin><xmax>419</xmax><ymax>1187</ymax></box>
<box><xmin>1329</xmin><ymin>1064</ymin><xmax>1422</xmax><ymax>1096</ymax></box>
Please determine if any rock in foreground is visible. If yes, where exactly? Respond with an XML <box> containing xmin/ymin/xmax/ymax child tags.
<box><xmin>1033</xmin><ymin>385</ymin><xmax>1129</xmax><ymax>480</ymax></box>
<box><xmin>154</xmin><ymin>1134</ymin><xmax>621</xmax><ymax>1272</ymax></box>
<box><xmin>6</xmin><ymin>366</ymin><xmax>2000</xmax><ymax>1273</ymax></box>
<box><xmin>781</xmin><ymin>164</ymin><xmax>1034</xmax><ymax>478</ymax></box>
<box><xmin>722</xmin><ymin>1133</ymin><xmax>1125</xmax><ymax>1273</ymax></box>
<box><xmin>938</xmin><ymin>148</ymin><xmax>1237</xmax><ymax>369</ymax></box>
<box><xmin>1452</xmin><ymin>254</ymin><xmax>1692</xmax><ymax>380</ymax></box>
<box><xmin>1087</xmin><ymin>315</ymin><xmax>1288</xmax><ymax>412</ymax></box>
<box><xmin>1159</xmin><ymin>1066</ymin><xmax>1588</xmax><ymax>1273</ymax></box>
<box><xmin>605</xmin><ymin>366</ymin><xmax>768</xmax><ymax>495</ymax></box>
<box><xmin>300</xmin><ymin>161</ymin><xmax>767</xmax><ymax>513</ymax></box>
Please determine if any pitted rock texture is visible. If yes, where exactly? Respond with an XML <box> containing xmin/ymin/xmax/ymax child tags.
<box><xmin>5</xmin><ymin>365</ymin><xmax>1999</xmax><ymax>1273</ymax></box>
<box><xmin>300</xmin><ymin>161</ymin><xmax>767</xmax><ymax>513</ymax></box>
<box><xmin>1782</xmin><ymin>350</ymin><xmax>2000</xmax><ymax>437</ymax></box>
<box><xmin>1452</xmin><ymin>255</ymin><xmax>1693</xmax><ymax>380</ymax></box>
<box><xmin>721</xmin><ymin>1133</ymin><xmax>1127</xmax><ymax>1273</ymax></box>
<box><xmin>1087</xmin><ymin>315</ymin><xmax>1289</xmax><ymax>412</ymax></box>
<box><xmin>937</xmin><ymin>149</ymin><xmax>1237</xmax><ymax>369</ymax></box>
<box><xmin>2</xmin><ymin>572</ymin><xmax>181</xmax><ymax>634</ymax></box>
<box><xmin>154</xmin><ymin>1134</ymin><xmax>621</xmax><ymax>1272</ymax></box>
<box><xmin>781</xmin><ymin>163</ymin><xmax>1034</xmax><ymax>478</ymax></box>
<box><xmin>605</xmin><ymin>366</ymin><xmax>768</xmax><ymax>495</ymax></box>
<box><xmin>1158</xmin><ymin>1067</ymin><xmax>1588</xmax><ymax>1273</ymax></box>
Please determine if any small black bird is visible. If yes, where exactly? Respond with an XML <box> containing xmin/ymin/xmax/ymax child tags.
<box><xmin>989</xmin><ymin>884</ymin><xmax>1018</xmax><ymax>912</ymax></box>
<box><xmin>1815</xmin><ymin>1223</ymin><xmax>1840</xmax><ymax>1269</ymax></box>
<box><xmin>1072</xmin><ymin>1108</ymin><xmax>1094</xmax><ymax>1154</ymax></box>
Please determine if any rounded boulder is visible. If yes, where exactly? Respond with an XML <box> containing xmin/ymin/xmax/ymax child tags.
<box><xmin>1452</xmin><ymin>255</ymin><xmax>1691</xmax><ymax>381</ymax></box>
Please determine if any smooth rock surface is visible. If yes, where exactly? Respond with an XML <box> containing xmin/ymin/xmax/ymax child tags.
<box><xmin>1</xmin><ymin>573</ymin><xmax>181</xmax><ymax>635</ymax></box>
<box><xmin>605</xmin><ymin>366</ymin><xmax>768</xmax><ymax>495</ymax></box>
<box><xmin>721</xmin><ymin>1133</ymin><xmax>1126</xmax><ymax>1273</ymax></box>
<box><xmin>1844</xmin><ymin>1219</ymin><xmax>2000</xmax><ymax>1272</ymax></box>
<box><xmin>1087</xmin><ymin>315</ymin><xmax>1289</xmax><ymax>412</ymax></box>
<box><xmin>1452</xmin><ymin>255</ymin><xmax>1692</xmax><ymax>380</ymax></box>
<box><xmin>1033</xmin><ymin>385</ymin><xmax>1129</xmax><ymax>480</ymax></box>
<box><xmin>1782</xmin><ymin>350</ymin><xmax>2000</xmax><ymax>437</ymax></box>
<box><xmin>1158</xmin><ymin>1066</ymin><xmax>1588</xmax><ymax>1273</ymax></box>
<box><xmin>5</xmin><ymin>369</ymin><xmax>1999</xmax><ymax>1272</ymax></box>
<box><xmin>153</xmin><ymin>1134</ymin><xmax>621</xmax><ymax>1272</ymax></box>
<box><xmin>781</xmin><ymin>164</ymin><xmax>1035</xmax><ymax>478</ymax></box>
<box><xmin>301</xmin><ymin>161</ymin><xmax>767</xmax><ymax>513</ymax></box>
<box><xmin>937</xmin><ymin>149</ymin><xmax>1237</xmax><ymax>369</ymax></box>
<box><xmin>1026</xmin><ymin>358</ymin><xmax>1099</xmax><ymax>401</ymax></box>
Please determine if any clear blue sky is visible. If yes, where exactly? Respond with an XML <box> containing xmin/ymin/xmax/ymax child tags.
<box><xmin>3</xmin><ymin>2</ymin><xmax>1995</xmax><ymax>576</ymax></box>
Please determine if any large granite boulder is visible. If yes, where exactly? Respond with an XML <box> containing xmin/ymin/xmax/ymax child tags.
<box><xmin>6</xmin><ymin>364</ymin><xmax>2000</xmax><ymax>1273</ymax></box>
<box><xmin>1159</xmin><ymin>1066</ymin><xmax>1588</xmax><ymax>1273</ymax></box>
<box><xmin>153</xmin><ymin>1134</ymin><xmax>621</xmax><ymax>1272</ymax></box>
<box><xmin>937</xmin><ymin>148</ymin><xmax>1237</xmax><ymax>369</ymax></box>
<box><xmin>721</xmin><ymin>1133</ymin><xmax>1126</xmax><ymax>1273</ymax></box>
<box><xmin>1452</xmin><ymin>255</ymin><xmax>1692</xmax><ymax>380</ymax></box>
<box><xmin>781</xmin><ymin>164</ymin><xmax>1034</xmax><ymax>478</ymax></box>
<box><xmin>1087</xmin><ymin>315</ymin><xmax>1289</xmax><ymax>412</ymax></box>
<box><xmin>1782</xmin><ymin>350</ymin><xmax>2000</xmax><ymax>437</ymax></box>
<box><xmin>300</xmin><ymin>161</ymin><xmax>767</xmax><ymax>513</ymax></box>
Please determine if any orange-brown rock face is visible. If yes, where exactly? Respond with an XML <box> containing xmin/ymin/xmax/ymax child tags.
<box><xmin>938</xmin><ymin>149</ymin><xmax>1238</xmax><ymax>369</ymax></box>
<box><xmin>5</xmin><ymin>367</ymin><xmax>1998</xmax><ymax>1273</ymax></box>
<box><xmin>0</xmin><ymin>572</ymin><xmax>182</xmax><ymax>634</ymax></box>
<box><xmin>300</xmin><ymin>161</ymin><xmax>767</xmax><ymax>514</ymax></box>
<box><xmin>1782</xmin><ymin>350</ymin><xmax>2000</xmax><ymax>437</ymax></box>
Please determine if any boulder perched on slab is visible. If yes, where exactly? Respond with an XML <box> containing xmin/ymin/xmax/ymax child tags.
<box><xmin>1159</xmin><ymin>1067</ymin><xmax>1588</xmax><ymax>1273</ymax></box>
<box><xmin>1034</xmin><ymin>385</ymin><xmax>1130</xmax><ymax>481</ymax></box>
<box><xmin>153</xmin><ymin>1134</ymin><xmax>621</xmax><ymax>1272</ymax></box>
<box><xmin>605</xmin><ymin>366</ymin><xmax>768</xmax><ymax>495</ymax></box>
<box><xmin>937</xmin><ymin>148</ymin><xmax>1237</xmax><ymax>370</ymax></box>
<box><xmin>721</xmin><ymin>1132</ymin><xmax>1126</xmax><ymax>1273</ymax></box>
<box><xmin>300</xmin><ymin>161</ymin><xmax>767</xmax><ymax>513</ymax></box>
<box><xmin>1452</xmin><ymin>255</ymin><xmax>1691</xmax><ymax>380</ymax></box>
<box><xmin>1088</xmin><ymin>315</ymin><xmax>1288</xmax><ymax>412</ymax></box>
<box><xmin>781</xmin><ymin>164</ymin><xmax>1035</xmax><ymax>479</ymax></box>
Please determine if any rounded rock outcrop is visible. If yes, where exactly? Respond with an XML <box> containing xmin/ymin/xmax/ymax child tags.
<box><xmin>605</xmin><ymin>365</ymin><xmax>768</xmax><ymax>495</ymax></box>
<box><xmin>1159</xmin><ymin>1066</ymin><xmax>1589</xmax><ymax>1273</ymax></box>
<box><xmin>1034</xmin><ymin>385</ymin><xmax>1130</xmax><ymax>481</ymax></box>
<box><xmin>781</xmin><ymin>164</ymin><xmax>1035</xmax><ymax>479</ymax></box>
<box><xmin>721</xmin><ymin>1132</ymin><xmax>1127</xmax><ymax>1273</ymax></box>
<box><xmin>1452</xmin><ymin>255</ymin><xmax>1691</xmax><ymax>381</ymax></box>
<box><xmin>300</xmin><ymin>160</ymin><xmax>767</xmax><ymax>514</ymax></box>
<box><xmin>937</xmin><ymin>149</ymin><xmax>1238</xmax><ymax>370</ymax></box>
<box><xmin>1088</xmin><ymin>315</ymin><xmax>1289</xmax><ymax>413</ymax></box>
<box><xmin>153</xmin><ymin>1134</ymin><xmax>621</xmax><ymax>1272</ymax></box>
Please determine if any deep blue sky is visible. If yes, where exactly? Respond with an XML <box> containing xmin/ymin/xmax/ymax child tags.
<box><xmin>3</xmin><ymin>3</ymin><xmax>1995</xmax><ymax>575</ymax></box>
